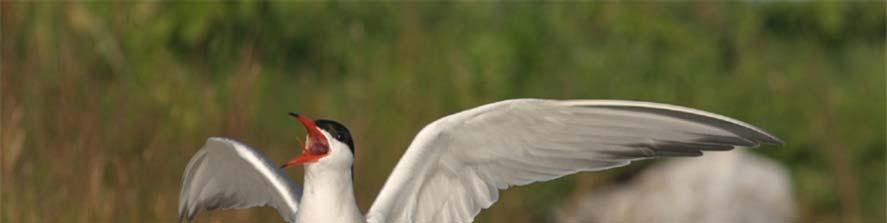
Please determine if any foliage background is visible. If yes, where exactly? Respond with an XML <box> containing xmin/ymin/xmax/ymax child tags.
<box><xmin>2</xmin><ymin>2</ymin><xmax>884</xmax><ymax>223</ymax></box>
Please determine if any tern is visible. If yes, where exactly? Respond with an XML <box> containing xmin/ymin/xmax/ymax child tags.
<box><xmin>178</xmin><ymin>99</ymin><xmax>782</xmax><ymax>223</ymax></box>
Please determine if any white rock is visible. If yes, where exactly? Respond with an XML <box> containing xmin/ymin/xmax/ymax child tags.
<box><xmin>556</xmin><ymin>150</ymin><xmax>795</xmax><ymax>223</ymax></box>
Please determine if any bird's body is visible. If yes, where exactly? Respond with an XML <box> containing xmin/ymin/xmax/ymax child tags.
<box><xmin>178</xmin><ymin>99</ymin><xmax>782</xmax><ymax>223</ymax></box>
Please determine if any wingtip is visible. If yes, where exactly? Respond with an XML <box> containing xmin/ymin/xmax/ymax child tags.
<box><xmin>177</xmin><ymin>207</ymin><xmax>196</xmax><ymax>223</ymax></box>
<box><xmin>177</xmin><ymin>199</ymin><xmax>191</xmax><ymax>223</ymax></box>
<box><xmin>761</xmin><ymin>135</ymin><xmax>784</xmax><ymax>146</ymax></box>
<box><xmin>752</xmin><ymin>130</ymin><xmax>784</xmax><ymax>146</ymax></box>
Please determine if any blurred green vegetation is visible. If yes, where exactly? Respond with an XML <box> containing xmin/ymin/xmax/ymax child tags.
<box><xmin>1</xmin><ymin>2</ymin><xmax>884</xmax><ymax>223</ymax></box>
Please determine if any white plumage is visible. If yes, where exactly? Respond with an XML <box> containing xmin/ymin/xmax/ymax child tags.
<box><xmin>179</xmin><ymin>99</ymin><xmax>782</xmax><ymax>223</ymax></box>
<box><xmin>179</xmin><ymin>138</ymin><xmax>301</xmax><ymax>222</ymax></box>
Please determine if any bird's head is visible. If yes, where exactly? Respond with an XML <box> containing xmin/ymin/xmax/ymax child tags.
<box><xmin>280</xmin><ymin>113</ymin><xmax>354</xmax><ymax>169</ymax></box>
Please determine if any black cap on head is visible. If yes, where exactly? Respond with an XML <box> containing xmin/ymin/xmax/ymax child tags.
<box><xmin>314</xmin><ymin>119</ymin><xmax>355</xmax><ymax>154</ymax></box>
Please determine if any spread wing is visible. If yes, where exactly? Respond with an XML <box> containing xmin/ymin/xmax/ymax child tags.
<box><xmin>178</xmin><ymin>137</ymin><xmax>302</xmax><ymax>222</ymax></box>
<box><xmin>366</xmin><ymin>99</ymin><xmax>782</xmax><ymax>223</ymax></box>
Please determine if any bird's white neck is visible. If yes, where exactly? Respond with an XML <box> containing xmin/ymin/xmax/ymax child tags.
<box><xmin>297</xmin><ymin>164</ymin><xmax>365</xmax><ymax>223</ymax></box>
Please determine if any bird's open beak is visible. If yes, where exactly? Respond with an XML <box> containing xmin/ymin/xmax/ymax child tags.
<box><xmin>281</xmin><ymin>113</ymin><xmax>330</xmax><ymax>169</ymax></box>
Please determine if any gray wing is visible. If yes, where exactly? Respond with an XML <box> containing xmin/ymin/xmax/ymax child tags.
<box><xmin>367</xmin><ymin>99</ymin><xmax>782</xmax><ymax>223</ymax></box>
<box><xmin>178</xmin><ymin>137</ymin><xmax>301</xmax><ymax>222</ymax></box>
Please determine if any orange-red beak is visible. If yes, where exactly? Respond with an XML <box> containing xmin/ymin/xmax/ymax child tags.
<box><xmin>281</xmin><ymin>113</ymin><xmax>329</xmax><ymax>169</ymax></box>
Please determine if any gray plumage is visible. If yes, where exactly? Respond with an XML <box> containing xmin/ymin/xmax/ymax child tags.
<box><xmin>367</xmin><ymin>99</ymin><xmax>782</xmax><ymax>223</ymax></box>
<box><xmin>178</xmin><ymin>138</ymin><xmax>302</xmax><ymax>222</ymax></box>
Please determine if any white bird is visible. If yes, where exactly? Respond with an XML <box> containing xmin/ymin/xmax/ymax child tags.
<box><xmin>178</xmin><ymin>99</ymin><xmax>782</xmax><ymax>223</ymax></box>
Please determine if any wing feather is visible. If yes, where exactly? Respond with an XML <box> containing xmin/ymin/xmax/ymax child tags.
<box><xmin>178</xmin><ymin>138</ymin><xmax>301</xmax><ymax>222</ymax></box>
<box><xmin>367</xmin><ymin>99</ymin><xmax>781</xmax><ymax>223</ymax></box>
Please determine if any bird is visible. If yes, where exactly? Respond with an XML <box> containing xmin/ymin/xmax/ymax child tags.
<box><xmin>178</xmin><ymin>99</ymin><xmax>782</xmax><ymax>223</ymax></box>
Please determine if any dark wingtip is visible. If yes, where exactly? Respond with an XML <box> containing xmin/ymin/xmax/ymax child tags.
<box><xmin>176</xmin><ymin>207</ymin><xmax>189</xmax><ymax>223</ymax></box>
<box><xmin>288</xmin><ymin>112</ymin><xmax>299</xmax><ymax>118</ymax></box>
<box><xmin>761</xmin><ymin>135</ymin><xmax>784</xmax><ymax>145</ymax></box>
<box><xmin>753</xmin><ymin>130</ymin><xmax>784</xmax><ymax>146</ymax></box>
<box><xmin>177</xmin><ymin>202</ymin><xmax>198</xmax><ymax>223</ymax></box>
